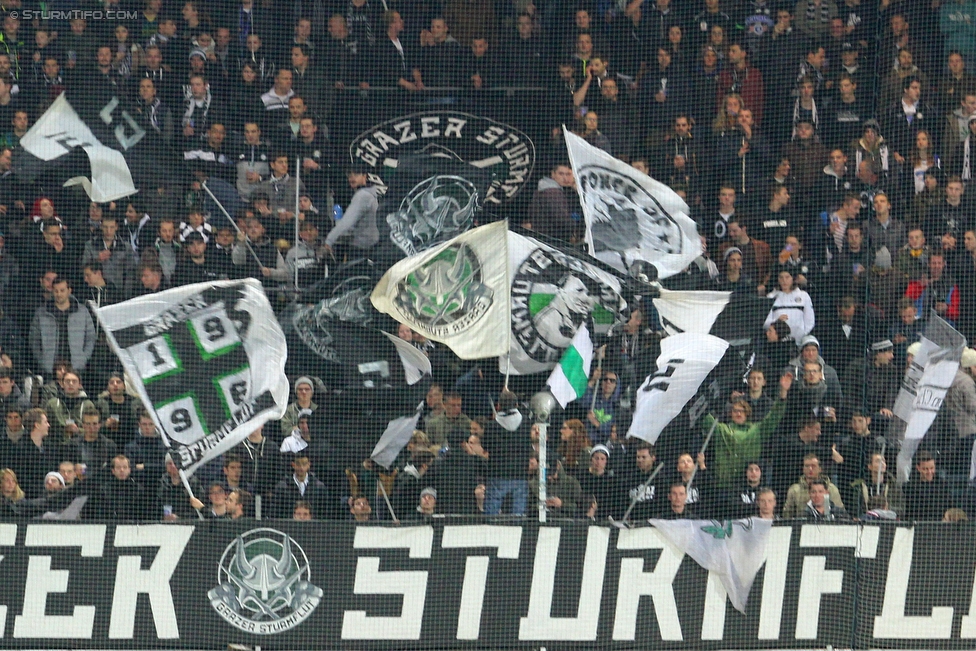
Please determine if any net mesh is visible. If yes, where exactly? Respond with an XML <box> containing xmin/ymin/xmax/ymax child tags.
<box><xmin>0</xmin><ymin>0</ymin><xmax>974</xmax><ymax>648</ymax></box>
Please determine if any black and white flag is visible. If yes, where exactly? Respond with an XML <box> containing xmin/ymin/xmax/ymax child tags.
<box><xmin>503</xmin><ymin>229</ymin><xmax>629</xmax><ymax>375</ymax></box>
<box><xmin>654</xmin><ymin>288</ymin><xmax>772</xmax><ymax>342</ymax></box>
<box><xmin>375</xmin><ymin>154</ymin><xmax>491</xmax><ymax>262</ymax></box>
<box><xmin>18</xmin><ymin>93</ymin><xmax>139</xmax><ymax>202</ymax></box>
<box><xmin>628</xmin><ymin>333</ymin><xmax>729</xmax><ymax>444</ymax></box>
<box><xmin>372</xmin><ymin>221</ymin><xmax>511</xmax><ymax>359</ymax></box>
<box><xmin>92</xmin><ymin>280</ymin><xmax>289</xmax><ymax>477</ymax></box>
<box><xmin>564</xmin><ymin>128</ymin><xmax>701</xmax><ymax>279</ymax></box>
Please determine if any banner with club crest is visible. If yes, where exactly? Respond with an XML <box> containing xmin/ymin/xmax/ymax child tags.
<box><xmin>371</xmin><ymin>221</ymin><xmax>510</xmax><ymax>359</ymax></box>
<box><xmin>92</xmin><ymin>279</ymin><xmax>289</xmax><ymax>477</ymax></box>
<box><xmin>564</xmin><ymin>127</ymin><xmax>701</xmax><ymax>279</ymax></box>
<box><xmin>504</xmin><ymin>229</ymin><xmax>629</xmax><ymax>375</ymax></box>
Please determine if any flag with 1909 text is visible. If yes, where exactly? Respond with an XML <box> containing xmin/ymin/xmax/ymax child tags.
<box><xmin>92</xmin><ymin>279</ymin><xmax>289</xmax><ymax>477</ymax></box>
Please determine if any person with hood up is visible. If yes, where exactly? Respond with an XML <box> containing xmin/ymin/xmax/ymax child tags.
<box><xmin>849</xmin><ymin>120</ymin><xmax>891</xmax><ymax>179</ymax></box>
<box><xmin>482</xmin><ymin>390</ymin><xmax>532</xmax><ymax>515</ymax></box>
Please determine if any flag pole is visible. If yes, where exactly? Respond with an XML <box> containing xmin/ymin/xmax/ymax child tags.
<box><xmin>620</xmin><ymin>461</ymin><xmax>664</xmax><ymax>524</ymax></box>
<box><xmin>589</xmin><ymin>346</ymin><xmax>604</xmax><ymax>411</ymax></box>
<box><xmin>294</xmin><ymin>156</ymin><xmax>301</xmax><ymax>290</ymax></box>
<box><xmin>200</xmin><ymin>181</ymin><xmax>264</xmax><ymax>268</ymax></box>
<box><xmin>178</xmin><ymin>468</ymin><xmax>206</xmax><ymax>520</ymax></box>
<box><xmin>378</xmin><ymin>480</ymin><xmax>399</xmax><ymax>524</ymax></box>
<box><xmin>685</xmin><ymin>418</ymin><xmax>718</xmax><ymax>499</ymax></box>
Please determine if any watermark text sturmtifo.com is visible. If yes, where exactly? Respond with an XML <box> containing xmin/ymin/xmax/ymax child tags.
<box><xmin>10</xmin><ymin>9</ymin><xmax>139</xmax><ymax>20</ymax></box>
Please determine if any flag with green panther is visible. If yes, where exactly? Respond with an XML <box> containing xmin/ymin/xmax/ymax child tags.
<box><xmin>93</xmin><ymin>279</ymin><xmax>289</xmax><ymax>477</ymax></box>
<box><xmin>371</xmin><ymin>220</ymin><xmax>511</xmax><ymax>359</ymax></box>
<box><xmin>504</xmin><ymin>230</ymin><xmax>627</xmax><ymax>375</ymax></box>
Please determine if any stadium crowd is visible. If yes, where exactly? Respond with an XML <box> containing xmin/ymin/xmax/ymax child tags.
<box><xmin>1</xmin><ymin>0</ymin><xmax>976</xmax><ymax>524</ymax></box>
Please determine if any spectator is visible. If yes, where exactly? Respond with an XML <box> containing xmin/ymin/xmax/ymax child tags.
<box><xmin>703</xmin><ymin>372</ymin><xmax>791</xmax><ymax>490</ymax></box>
<box><xmin>271</xmin><ymin>453</ymin><xmax>331</xmax><ymax>519</ymax></box>
<box><xmin>782</xmin><ymin>452</ymin><xmax>846</xmax><ymax>518</ymax></box>
<box><xmin>323</xmin><ymin>166</ymin><xmax>380</xmax><ymax>258</ymax></box>
<box><xmin>903</xmin><ymin>451</ymin><xmax>954</xmax><ymax>520</ymax></box>
<box><xmin>802</xmin><ymin>478</ymin><xmax>850</xmax><ymax>520</ymax></box>
<box><xmin>97</xmin><ymin>455</ymin><xmax>150</xmax><ymax>521</ymax></box>
<box><xmin>425</xmin><ymin>391</ymin><xmax>471</xmax><ymax>449</ymax></box>
<box><xmin>764</xmin><ymin>268</ymin><xmax>816</xmax><ymax>341</ymax></box>
<box><xmin>29</xmin><ymin>277</ymin><xmax>96</xmax><ymax>379</ymax></box>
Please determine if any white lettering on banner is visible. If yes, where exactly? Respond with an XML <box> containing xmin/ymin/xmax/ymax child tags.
<box><xmin>612</xmin><ymin>527</ymin><xmax>683</xmax><ymax>641</ymax></box>
<box><xmin>341</xmin><ymin>526</ymin><xmax>433</xmax><ymax>640</ymax></box>
<box><xmin>962</xmin><ymin>565</ymin><xmax>976</xmax><ymax>638</ymax></box>
<box><xmin>0</xmin><ymin>524</ymin><xmax>15</xmax><ymax>637</ymax></box>
<box><xmin>441</xmin><ymin>526</ymin><xmax>522</xmax><ymax>640</ymax></box>
<box><xmin>109</xmin><ymin>525</ymin><xmax>193</xmax><ymax>639</ymax></box>
<box><xmin>874</xmin><ymin>527</ymin><xmax>953</xmax><ymax>639</ymax></box>
<box><xmin>758</xmin><ymin>526</ymin><xmax>792</xmax><ymax>639</ymax></box>
<box><xmin>14</xmin><ymin>525</ymin><xmax>105</xmax><ymax>638</ymax></box>
<box><xmin>519</xmin><ymin>526</ymin><xmax>608</xmax><ymax>641</ymax></box>
<box><xmin>795</xmin><ymin>525</ymin><xmax>879</xmax><ymax>639</ymax></box>
<box><xmin>701</xmin><ymin>572</ymin><xmax>729</xmax><ymax>640</ymax></box>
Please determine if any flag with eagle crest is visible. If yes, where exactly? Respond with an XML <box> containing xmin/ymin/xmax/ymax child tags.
<box><xmin>92</xmin><ymin>279</ymin><xmax>289</xmax><ymax>477</ymax></box>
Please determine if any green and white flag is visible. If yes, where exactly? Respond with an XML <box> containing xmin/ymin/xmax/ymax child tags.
<box><xmin>547</xmin><ymin>324</ymin><xmax>593</xmax><ymax>407</ymax></box>
<box><xmin>371</xmin><ymin>220</ymin><xmax>510</xmax><ymax>359</ymax></box>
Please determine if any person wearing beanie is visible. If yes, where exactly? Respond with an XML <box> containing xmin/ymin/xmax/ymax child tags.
<box><xmin>841</xmin><ymin>338</ymin><xmax>900</xmax><ymax>421</ymax></box>
<box><xmin>577</xmin><ymin>444</ymin><xmax>617</xmax><ymax>519</ymax></box>
<box><xmin>279</xmin><ymin>377</ymin><xmax>317</xmax><ymax>437</ymax></box>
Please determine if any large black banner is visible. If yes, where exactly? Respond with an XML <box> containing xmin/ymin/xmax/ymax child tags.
<box><xmin>0</xmin><ymin>521</ymin><xmax>972</xmax><ymax>649</ymax></box>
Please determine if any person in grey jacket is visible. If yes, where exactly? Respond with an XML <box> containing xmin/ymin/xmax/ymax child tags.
<box><xmin>29</xmin><ymin>277</ymin><xmax>97</xmax><ymax>377</ymax></box>
<box><xmin>324</xmin><ymin>166</ymin><xmax>380</xmax><ymax>256</ymax></box>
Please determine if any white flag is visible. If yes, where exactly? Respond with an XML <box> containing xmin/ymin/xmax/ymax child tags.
<box><xmin>371</xmin><ymin>402</ymin><xmax>424</xmax><ymax>469</ymax></box>
<box><xmin>628</xmin><ymin>333</ymin><xmax>729</xmax><ymax>444</ymax></box>
<box><xmin>547</xmin><ymin>324</ymin><xmax>593</xmax><ymax>408</ymax></box>
<box><xmin>21</xmin><ymin>93</ymin><xmax>138</xmax><ymax>202</ymax></box>
<box><xmin>563</xmin><ymin>127</ymin><xmax>701</xmax><ymax>278</ymax></box>
<box><xmin>653</xmin><ymin>288</ymin><xmax>731</xmax><ymax>336</ymax></box>
<box><xmin>650</xmin><ymin>518</ymin><xmax>772</xmax><ymax>613</ymax></box>
<box><xmin>891</xmin><ymin>315</ymin><xmax>965</xmax><ymax>482</ymax></box>
<box><xmin>372</xmin><ymin>221</ymin><xmax>510</xmax><ymax>359</ymax></box>
<box><xmin>93</xmin><ymin>279</ymin><xmax>289</xmax><ymax>478</ymax></box>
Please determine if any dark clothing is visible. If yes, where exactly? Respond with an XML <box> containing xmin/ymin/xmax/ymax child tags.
<box><xmin>617</xmin><ymin>466</ymin><xmax>663</xmax><ymax>520</ymax></box>
<box><xmin>903</xmin><ymin>478</ymin><xmax>953</xmax><ymax>521</ymax></box>
<box><xmin>577</xmin><ymin>469</ymin><xmax>620</xmax><ymax>519</ymax></box>
<box><xmin>156</xmin><ymin>473</ymin><xmax>203</xmax><ymax>520</ymax></box>
<box><xmin>271</xmin><ymin>473</ymin><xmax>333</xmax><ymax>519</ymax></box>
<box><xmin>97</xmin><ymin>477</ymin><xmax>151</xmax><ymax>521</ymax></box>
<box><xmin>13</xmin><ymin>440</ymin><xmax>59</xmax><ymax>499</ymax></box>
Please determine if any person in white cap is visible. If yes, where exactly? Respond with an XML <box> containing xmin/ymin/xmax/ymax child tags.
<box><xmin>942</xmin><ymin>347</ymin><xmax>976</xmax><ymax>475</ymax></box>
